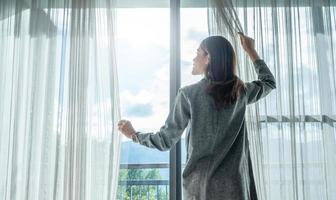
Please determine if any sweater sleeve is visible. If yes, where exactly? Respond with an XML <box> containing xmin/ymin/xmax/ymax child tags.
<box><xmin>135</xmin><ymin>88</ymin><xmax>191</xmax><ymax>151</ymax></box>
<box><xmin>245</xmin><ymin>59</ymin><xmax>276</xmax><ymax>105</ymax></box>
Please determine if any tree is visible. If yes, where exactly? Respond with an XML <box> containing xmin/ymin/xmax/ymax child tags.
<box><xmin>117</xmin><ymin>168</ymin><xmax>168</xmax><ymax>200</ymax></box>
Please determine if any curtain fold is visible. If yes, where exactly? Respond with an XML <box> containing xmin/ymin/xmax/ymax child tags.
<box><xmin>0</xmin><ymin>0</ymin><xmax>121</xmax><ymax>200</ymax></box>
<box><xmin>208</xmin><ymin>0</ymin><xmax>336</xmax><ymax>199</ymax></box>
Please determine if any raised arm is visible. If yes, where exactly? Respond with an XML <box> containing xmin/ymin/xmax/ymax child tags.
<box><xmin>244</xmin><ymin>59</ymin><xmax>276</xmax><ymax>104</ymax></box>
<box><xmin>238</xmin><ymin>32</ymin><xmax>276</xmax><ymax>104</ymax></box>
<box><xmin>133</xmin><ymin>88</ymin><xmax>190</xmax><ymax>151</ymax></box>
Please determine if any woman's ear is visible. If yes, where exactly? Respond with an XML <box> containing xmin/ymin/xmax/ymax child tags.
<box><xmin>205</xmin><ymin>54</ymin><xmax>210</xmax><ymax>66</ymax></box>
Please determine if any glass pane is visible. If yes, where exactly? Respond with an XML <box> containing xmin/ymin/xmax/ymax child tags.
<box><xmin>180</xmin><ymin>7</ymin><xmax>208</xmax><ymax>186</ymax></box>
<box><xmin>116</xmin><ymin>8</ymin><xmax>170</xmax><ymax>200</ymax></box>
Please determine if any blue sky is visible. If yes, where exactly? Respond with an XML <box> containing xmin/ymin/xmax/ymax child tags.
<box><xmin>116</xmin><ymin>8</ymin><xmax>208</xmax><ymax>142</ymax></box>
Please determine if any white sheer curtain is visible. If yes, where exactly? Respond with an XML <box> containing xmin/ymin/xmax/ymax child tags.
<box><xmin>0</xmin><ymin>0</ymin><xmax>121</xmax><ymax>200</ymax></box>
<box><xmin>208</xmin><ymin>0</ymin><xmax>336</xmax><ymax>199</ymax></box>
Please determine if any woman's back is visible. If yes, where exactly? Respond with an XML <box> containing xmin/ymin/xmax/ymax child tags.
<box><xmin>118</xmin><ymin>34</ymin><xmax>276</xmax><ymax>200</ymax></box>
<box><xmin>181</xmin><ymin>77</ymin><xmax>246</xmax><ymax>167</ymax></box>
<box><xmin>180</xmin><ymin>59</ymin><xmax>275</xmax><ymax>200</ymax></box>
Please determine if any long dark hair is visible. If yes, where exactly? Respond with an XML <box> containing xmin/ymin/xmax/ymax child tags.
<box><xmin>201</xmin><ymin>36</ymin><xmax>245</xmax><ymax>110</ymax></box>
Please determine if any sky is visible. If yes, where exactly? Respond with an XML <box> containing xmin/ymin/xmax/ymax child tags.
<box><xmin>116</xmin><ymin>8</ymin><xmax>208</xmax><ymax>142</ymax></box>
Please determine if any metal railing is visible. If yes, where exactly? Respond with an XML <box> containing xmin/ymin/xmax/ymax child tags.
<box><xmin>117</xmin><ymin>163</ymin><xmax>172</xmax><ymax>200</ymax></box>
<box><xmin>118</xmin><ymin>180</ymin><xmax>169</xmax><ymax>200</ymax></box>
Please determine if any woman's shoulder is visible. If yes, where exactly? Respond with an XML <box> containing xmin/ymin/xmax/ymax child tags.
<box><xmin>179</xmin><ymin>78</ymin><xmax>208</xmax><ymax>101</ymax></box>
<box><xmin>181</xmin><ymin>78</ymin><xmax>206</xmax><ymax>92</ymax></box>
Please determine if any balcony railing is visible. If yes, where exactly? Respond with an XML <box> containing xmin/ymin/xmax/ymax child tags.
<box><xmin>117</xmin><ymin>163</ymin><xmax>171</xmax><ymax>200</ymax></box>
<box><xmin>118</xmin><ymin>180</ymin><xmax>169</xmax><ymax>200</ymax></box>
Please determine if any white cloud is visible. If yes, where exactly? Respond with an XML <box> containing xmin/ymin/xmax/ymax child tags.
<box><xmin>116</xmin><ymin>8</ymin><xmax>169</xmax><ymax>47</ymax></box>
<box><xmin>118</xmin><ymin>66</ymin><xmax>170</xmax><ymax>142</ymax></box>
<box><xmin>116</xmin><ymin>8</ymin><xmax>209</xmax><ymax>142</ymax></box>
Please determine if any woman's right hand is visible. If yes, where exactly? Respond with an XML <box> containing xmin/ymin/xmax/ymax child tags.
<box><xmin>238</xmin><ymin>32</ymin><xmax>255</xmax><ymax>52</ymax></box>
<box><xmin>238</xmin><ymin>32</ymin><xmax>260</xmax><ymax>62</ymax></box>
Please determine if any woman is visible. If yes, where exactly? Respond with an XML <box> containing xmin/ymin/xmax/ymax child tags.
<box><xmin>118</xmin><ymin>33</ymin><xmax>276</xmax><ymax>200</ymax></box>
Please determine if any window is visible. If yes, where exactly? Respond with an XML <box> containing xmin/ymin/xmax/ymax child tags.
<box><xmin>180</xmin><ymin>8</ymin><xmax>208</xmax><ymax>171</ymax></box>
<box><xmin>116</xmin><ymin>8</ymin><xmax>170</xmax><ymax>200</ymax></box>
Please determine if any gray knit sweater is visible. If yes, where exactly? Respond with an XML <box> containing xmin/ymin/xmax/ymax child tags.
<box><xmin>135</xmin><ymin>59</ymin><xmax>276</xmax><ymax>200</ymax></box>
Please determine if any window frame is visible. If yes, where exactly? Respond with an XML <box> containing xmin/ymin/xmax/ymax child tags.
<box><xmin>3</xmin><ymin>1</ymin><xmax>335</xmax><ymax>200</ymax></box>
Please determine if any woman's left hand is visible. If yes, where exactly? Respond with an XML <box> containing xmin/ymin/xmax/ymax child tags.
<box><xmin>118</xmin><ymin>120</ymin><xmax>136</xmax><ymax>139</ymax></box>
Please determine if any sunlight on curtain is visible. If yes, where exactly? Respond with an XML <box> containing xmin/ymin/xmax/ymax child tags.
<box><xmin>0</xmin><ymin>0</ymin><xmax>121</xmax><ymax>200</ymax></box>
<box><xmin>208</xmin><ymin>0</ymin><xmax>336</xmax><ymax>199</ymax></box>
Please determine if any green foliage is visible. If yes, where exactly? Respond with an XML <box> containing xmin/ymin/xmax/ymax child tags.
<box><xmin>117</xmin><ymin>168</ymin><xmax>168</xmax><ymax>200</ymax></box>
